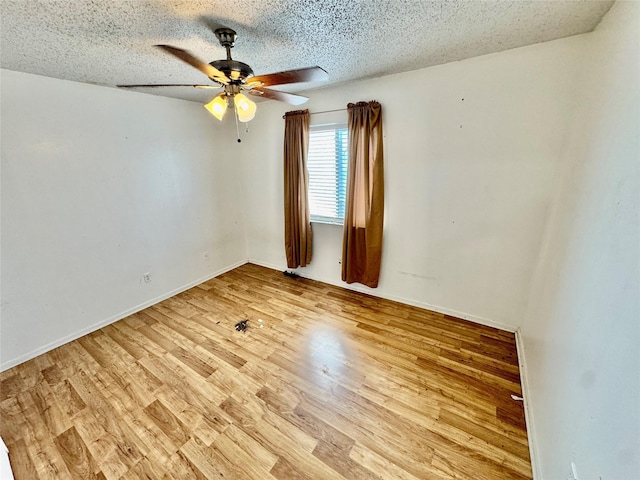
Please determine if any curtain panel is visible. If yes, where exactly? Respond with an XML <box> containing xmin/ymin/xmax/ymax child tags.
<box><xmin>342</xmin><ymin>101</ymin><xmax>384</xmax><ymax>288</ymax></box>
<box><xmin>283</xmin><ymin>109</ymin><xmax>312</xmax><ymax>268</ymax></box>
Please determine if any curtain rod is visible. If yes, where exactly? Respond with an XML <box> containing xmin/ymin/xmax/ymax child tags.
<box><xmin>282</xmin><ymin>108</ymin><xmax>346</xmax><ymax>119</ymax></box>
<box><xmin>311</xmin><ymin>108</ymin><xmax>346</xmax><ymax>115</ymax></box>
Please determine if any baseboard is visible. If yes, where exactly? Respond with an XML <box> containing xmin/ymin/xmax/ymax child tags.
<box><xmin>247</xmin><ymin>258</ymin><xmax>286</xmax><ymax>273</ymax></box>
<box><xmin>515</xmin><ymin>329</ymin><xmax>542</xmax><ymax>480</ymax></box>
<box><xmin>0</xmin><ymin>260</ymin><xmax>247</xmax><ymax>372</ymax></box>
<box><xmin>247</xmin><ymin>259</ymin><xmax>517</xmax><ymax>333</ymax></box>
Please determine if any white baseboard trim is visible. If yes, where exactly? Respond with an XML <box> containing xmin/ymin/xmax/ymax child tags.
<box><xmin>247</xmin><ymin>258</ymin><xmax>284</xmax><ymax>272</ymax></box>
<box><xmin>247</xmin><ymin>259</ymin><xmax>517</xmax><ymax>333</ymax></box>
<box><xmin>0</xmin><ymin>260</ymin><xmax>248</xmax><ymax>372</ymax></box>
<box><xmin>515</xmin><ymin>329</ymin><xmax>542</xmax><ymax>480</ymax></box>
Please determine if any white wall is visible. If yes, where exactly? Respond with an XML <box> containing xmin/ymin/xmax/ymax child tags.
<box><xmin>239</xmin><ymin>35</ymin><xmax>588</xmax><ymax>331</ymax></box>
<box><xmin>520</xmin><ymin>2</ymin><xmax>640</xmax><ymax>479</ymax></box>
<box><xmin>0</xmin><ymin>70</ymin><xmax>246</xmax><ymax>370</ymax></box>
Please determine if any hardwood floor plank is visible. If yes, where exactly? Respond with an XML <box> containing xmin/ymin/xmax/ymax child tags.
<box><xmin>118</xmin><ymin>456</ymin><xmax>167</xmax><ymax>480</ymax></box>
<box><xmin>439</xmin><ymin>408</ymin><xmax>531</xmax><ymax>460</ymax></box>
<box><xmin>40</xmin><ymin>365</ymin><xmax>65</xmax><ymax>387</ymax></box>
<box><xmin>180</xmin><ymin>436</ymin><xmax>237</xmax><ymax>480</ymax></box>
<box><xmin>0</xmin><ymin>263</ymin><xmax>532</xmax><ymax>479</ymax></box>
<box><xmin>163</xmin><ymin>450</ymin><xmax>209</xmax><ymax>480</ymax></box>
<box><xmin>26</xmin><ymin>439</ymin><xmax>74</xmax><ymax>480</ymax></box>
<box><xmin>54</xmin><ymin>426</ymin><xmax>103</xmax><ymax>480</ymax></box>
<box><xmin>51</xmin><ymin>379</ymin><xmax>87</xmax><ymax>418</ymax></box>
<box><xmin>270</xmin><ymin>456</ymin><xmax>312</xmax><ymax>479</ymax></box>
<box><xmin>30</xmin><ymin>380</ymin><xmax>72</xmax><ymax>437</ymax></box>
<box><xmin>115</xmin><ymin>404</ymin><xmax>176</xmax><ymax>465</ymax></box>
<box><xmin>6</xmin><ymin>439</ymin><xmax>39</xmax><ymax>480</ymax></box>
<box><xmin>1</xmin><ymin>375</ymin><xmax>25</xmax><ymax>403</ymax></box>
<box><xmin>0</xmin><ymin>397</ymin><xmax>26</xmax><ymax>446</ymax></box>
<box><xmin>169</xmin><ymin>346</ymin><xmax>217</xmax><ymax>378</ymax></box>
<box><xmin>312</xmin><ymin>440</ymin><xmax>380</xmax><ymax>479</ymax></box>
<box><xmin>257</xmin><ymin>386</ymin><xmax>355</xmax><ymax>451</ymax></box>
<box><xmin>222</xmin><ymin>423</ymin><xmax>279</xmax><ymax>472</ymax></box>
<box><xmin>96</xmin><ymin>365</ymin><xmax>154</xmax><ymax>411</ymax></box>
<box><xmin>152</xmin><ymin>384</ymin><xmax>228</xmax><ymax>446</ymax></box>
<box><xmin>212</xmin><ymin>428</ymin><xmax>279</xmax><ymax>480</ymax></box>
<box><xmin>199</xmin><ymin>338</ymin><xmax>247</xmax><ymax>369</ymax></box>
<box><xmin>348</xmin><ymin>442</ymin><xmax>426</xmax><ymax>480</ymax></box>
<box><xmin>143</xmin><ymin>399</ymin><xmax>191</xmax><ymax>449</ymax></box>
<box><xmin>76</xmin><ymin>335</ymin><xmax>115</xmax><ymax>370</ymax></box>
<box><xmin>135</xmin><ymin>324</ymin><xmax>176</xmax><ymax>352</ymax></box>
<box><xmin>101</xmin><ymin>325</ymin><xmax>147</xmax><ymax>361</ymax></box>
<box><xmin>298</xmin><ymin>389</ymin><xmax>441</xmax><ymax>479</ymax></box>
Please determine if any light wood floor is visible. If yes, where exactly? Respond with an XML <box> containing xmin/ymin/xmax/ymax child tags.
<box><xmin>0</xmin><ymin>263</ymin><xmax>532</xmax><ymax>479</ymax></box>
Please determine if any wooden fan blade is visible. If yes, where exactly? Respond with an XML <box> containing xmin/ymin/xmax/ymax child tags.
<box><xmin>117</xmin><ymin>84</ymin><xmax>221</xmax><ymax>89</ymax></box>
<box><xmin>248</xmin><ymin>66</ymin><xmax>328</xmax><ymax>87</ymax></box>
<box><xmin>155</xmin><ymin>45</ymin><xmax>229</xmax><ymax>84</ymax></box>
<box><xmin>248</xmin><ymin>87</ymin><xmax>309</xmax><ymax>105</ymax></box>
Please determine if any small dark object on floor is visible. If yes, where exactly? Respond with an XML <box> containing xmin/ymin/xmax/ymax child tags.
<box><xmin>283</xmin><ymin>270</ymin><xmax>300</xmax><ymax>278</ymax></box>
<box><xmin>235</xmin><ymin>319</ymin><xmax>248</xmax><ymax>332</ymax></box>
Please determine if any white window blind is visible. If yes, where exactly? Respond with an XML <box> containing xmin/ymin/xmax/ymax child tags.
<box><xmin>307</xmin><ymin>123</ymin><xmax>349</xmax><ymax>224</ymax></box>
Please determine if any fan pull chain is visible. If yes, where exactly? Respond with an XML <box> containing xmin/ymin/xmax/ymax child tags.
<box><xmin>234</xmin><ymin>106</ymin><xmax>241</xmax><ymax>143</ymax></box>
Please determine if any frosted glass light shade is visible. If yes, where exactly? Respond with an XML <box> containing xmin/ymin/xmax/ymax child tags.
<box><xmin>234</xmin><ymin>93</ymin><xmax>257</xmax><ymax>122</ymax></box>
<box><xmin>204</xmin><ymin>95</ymin><xmax>227</xmax><ymax>121</ymax></box>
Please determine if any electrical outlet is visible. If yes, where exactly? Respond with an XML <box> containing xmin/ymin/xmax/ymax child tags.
<box><xmin>569</xmin><ymin>462</ymin><xmax>579</xmax><ymax>480</ymax></box>
<box><xmin>142</xmin><ymin>272</ymin><xmax>151</xmax><ymax>283</ymax></box>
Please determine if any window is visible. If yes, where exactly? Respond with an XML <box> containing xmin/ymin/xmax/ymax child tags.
<box><xmin>307</xmin><ymin>123</ymin><xmax>349</xmax><ymax>224</ymax></box>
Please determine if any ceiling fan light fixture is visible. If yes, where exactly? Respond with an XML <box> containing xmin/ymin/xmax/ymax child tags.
<box><xmin>204</xmin><ymin>95</ymin><xmax>227</xmax><ymax>121</ymax></box>
<box><xmin>234</xmin><ymin>93</ymin><xmax>257</xmax><ymax>122</ymax></box>
<box><xmin>122</xmin><ymin>28</ymin><xmax>326</xmax><ymax>128</ymax></box>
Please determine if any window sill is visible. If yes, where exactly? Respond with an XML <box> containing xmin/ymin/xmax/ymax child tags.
<box><xmin>311</xmin><ymin>218</ymin><xmax>344</xmax><ymax>226</ymax></box>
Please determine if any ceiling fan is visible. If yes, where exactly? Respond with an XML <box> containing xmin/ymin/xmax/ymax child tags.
<box><xmin>119</xmin><ymin>27</ymin><xmax>328</xmax><ymax>124</ymax></box>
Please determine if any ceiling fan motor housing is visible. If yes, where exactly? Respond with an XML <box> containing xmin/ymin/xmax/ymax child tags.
<box><xmin>210</xmin><ymin>59</ymin><xmax>254</xmax><ymax>84</ymax></box>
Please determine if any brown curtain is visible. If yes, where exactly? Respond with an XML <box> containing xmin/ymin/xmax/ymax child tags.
<box><xmin>283</xmin><ymin>109</ymin><xmax>312</xmax><ymax>268</ymax></box>
<box><xmin>342</xmin><ymin>101</ymin><xmax>384</xmax><ymax>287</ymax></box>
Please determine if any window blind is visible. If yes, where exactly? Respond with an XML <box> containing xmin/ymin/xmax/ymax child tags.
<box><xmin>307</xmin><ymin>124</ymin><xmax>348</xmax><ymax>224</ymax></box>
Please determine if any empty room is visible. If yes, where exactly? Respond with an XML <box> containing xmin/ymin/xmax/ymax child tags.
<box><xmin>1</xmin><ymin>1</ymin><xmax>638</xmax><ymax>479</ymax></box>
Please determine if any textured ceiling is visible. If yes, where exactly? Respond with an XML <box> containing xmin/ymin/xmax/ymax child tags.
<box><xmin>1</xmin><ymin>0</ymin><xmax>614</xmax><ymax>104</ymax></box>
